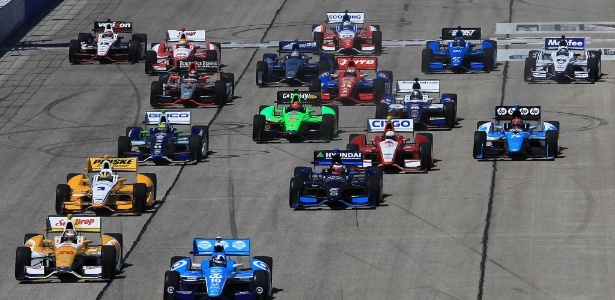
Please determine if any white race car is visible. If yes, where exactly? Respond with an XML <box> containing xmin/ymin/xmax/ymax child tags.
<box><xmin>68</xmin><ymin>20</ymin><xmax>147</xmax><ymax>64</ymax></box>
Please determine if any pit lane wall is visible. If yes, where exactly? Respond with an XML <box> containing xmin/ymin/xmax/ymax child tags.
<box><xmin>0</xmin><ymin>0</ymin><xmax>50</xmax><ymax>46</ymax></box>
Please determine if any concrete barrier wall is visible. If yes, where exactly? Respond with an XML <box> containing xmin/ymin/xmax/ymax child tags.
<box><xmin>0</xmin><ymin>0</ymin><xmax>51</xmax><ymax>45</ymax></box>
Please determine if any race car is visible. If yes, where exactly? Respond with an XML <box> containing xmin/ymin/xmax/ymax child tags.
<box><xmin>310</xmin><ymin>56</ymin><xmax>392</xmax><ymax>104</ymax></box>
<box><xmin>252</xmin><ymin>91</ymin><xmax>339</xmax><ymax>142</ymax></box>
<box><xmin>55</xmin><ymin>155</ymin><xmax>157</xmax><ymax>215</ymax></box>
<box><xmin>164</xmin><ymin>237</ymin><xmax>272</xmax><ymax>300</ymax></box>
<box><xmin>256</xmin><ymin>40</ymin><xmax>334</xmax><ymax>86</ymax></box>
<box><xmin>145</xmin><ymin>28</ymin><xmax>221</xmax><ymax>75</ymax></box>
<box><xmin>377</xmin><ymin>78</ymin><xmax>458</xmax><ymax>129</ymax></box>
<box><xmin>312</xmin><ymin>10</ymin><xmax>382</xmax><ymax>55</ymax></box>
<box><xmin>347</xmin><ymin>118</ymin><xmax>433</xmax><ymax>172</ymax></box>
<box><xmin>117</xmin><ymin>110</ymin><xmax>209</xmax><ymax>164</ymax></box>
<box><xmin>473</xmin><ymin>105</ymin><xmax>560</xmax><ymax>159</ymax></box>
<box><xmin>524</xmin><ymin>36</ymin><xmax>602</xmax><ymax>83</ymax></box>
<box><xmin>150</xmin><ymin>61</ymin><xmax>234</xmax><ymax>107</ymax></box>
<box><xmin>15</xmin><ymin>215</ymin><xmax>123</xmax><ymax>281</ymax></box>
<box><xmin>68</xmin><ymin>20</ymin><xmax>147</xmax><ymax>64</ymax></box>
<box><xmin>422</xmin><ymin>27</ymin><xmax>497</xmax><ymax>73</ymax></box>
<box><xmin>290</xmin><ymin>149</ymin><xmax>383</xmax><ymax>208</ymax></box>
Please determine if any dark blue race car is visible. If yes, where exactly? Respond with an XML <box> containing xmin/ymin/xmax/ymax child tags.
<box><xmin>473</xmin><ymin>105</ymin><xmax>560</xmax><ymax>160</ymax></box>
<box><xmin>117</xmin><ymin>110</ymin><xmax>209</xmax><ymax>165</ymax></box>
<box><xmin>164</xmin><ymin>237</ymin><xmax>273</xmax><ymax>300</ymax></box>
<box><xmin>290</xmin><ymin>150</ymin><xmax>383</xmax><ymax>209</ymax></box>
<box><xmin>422</xmin><ymin>27</ymin><xmax>497</xmax><ymax>73</ymax></box>
<box><xmin>256</xmin><ymin>40</ymin><xmax>334</xmax><ymax>86</ymax></box>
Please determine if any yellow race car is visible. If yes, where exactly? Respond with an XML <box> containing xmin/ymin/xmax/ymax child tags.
<box><xmin>56</xmin><ymin>155</ymin><xmax>156</xmax><ymax>215</ymax></box>
<box><xmin>15</xmin><ymin>214</ymin><xmax>123</xmax><ymax>281</ymax></box>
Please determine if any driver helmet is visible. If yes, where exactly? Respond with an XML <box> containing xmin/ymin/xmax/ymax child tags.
<box><xmin>331</xmin><ymin>163</ymin><xmax>344</xmax><ymax>175</ymax></box>
<box><xmin>158</xmin><ymin>122</ymin><xmax>169</xmax><ymax>132</ymax></box>
<box><xmin>291</xmin><ymin>101</ymin><xmax>301</xmax><ymax>110</ymax></box>
<box><xmin>453</xmin><ymin>37</ymin><xmax>465</xmax><ymax>47</ymax></box>
<box><xmin>346</xmin><ymin>67</ymin><xmax>357</xmax><ymax>77</ymax></box>
<box><xmin>410</xmin><ymin>90</ymin><xmax>422</xmax><ymax>100</ymax></box>
<box><xmin>290</xmin><ymin>50</ymin><xmax>301</xmax><ymax>58</ymax></box>
<box><xmin>212</xmin><ymin>254</ymin><xmax>226</xmax><ymax>267</ymax></box>
<box><xmin>557</xmin><ymin>46</ymin><xmax>568</xmax><ymax>56</ymax></box>
<box><xmin>511</xmin><ymin>117</ymin><xmax>523</xmax><ymax>128</ymax></box>
<box><xmin>99</xmin><ymin>171</ymin><xmax>112</xmax><ymax>181</ymax></box>
<box><xmin>178</xmin><ymin>39</ymin><xmax>188</xmax><ymax>48</ymax></box>
<box><xmin>63</xmin><ymin>229</ymin><xmax>76</xmax><ymax>243</ymax></box>
<box><xmin>385</xmin><ymin>130</ymin><xmax>396</xmax><ymax>141</ymax></box>
<box><xmin>102</xmin><ymin>30</ymin><xmax>113</xmax><ymax>38</ymax></box>
<box><xmin>342</xmin><ymin>21</ymin><xmax>352</xmax><ymax>31</ymax></box>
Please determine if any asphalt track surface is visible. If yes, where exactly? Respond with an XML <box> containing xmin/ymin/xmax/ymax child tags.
<box><xmin>1</xmin><ymin>1</ymin><xmax>615</xmax><ymax>299</ymax></box>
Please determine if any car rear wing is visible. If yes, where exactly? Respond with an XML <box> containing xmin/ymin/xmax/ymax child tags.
<box><xmin>278</xmin><ymin>41</ymin><xmax>321</xmax><ymax>54</ymax></box>
<box><xmin>326</xmin><ymin>12</ymin><xmax>365</xmax><ymax>24</ymax></box>
<box><xmin>396</xmin><ymin>79</ymin><xmax>439</xmax><ymax>93</ymax></box>
<box><xmin>368</xmin><ymin>118</ymin><xmax>414</xmax><ymax>133</ymax></box>
<box><xmin>166</xmin><ymin>29</ymin><xmax>206</xmax><ymax>42</ymax></box>
<box><xmin>336</xmin><ymin>56</ymin><xmax>378</xmax><ymax>70</ymax></box>
<box><xmin>87</xmin><ymin>157</ymin><xmax>138</xmax><ymax>172</ymax></box>
<box><xmin>192</xmin><ymin>238</ymin><xmax>251</xmax><ymax>256</ymax></box>
<box><xmin>494</xmin><ymin>106</ymin><xmax>541</xmax><ymax>121</ymax></box>
<box><xmin>544</xmin><ymin>37</ymin><xmax>585</xmax><ymax>50</ymax></box>
<box><xmin>441</xmin><ymin>27</ymin><xmax>482</xmax><ymax>40</ymax></box>
<box><xmin>93</xmin><ymin>21</ymin><xmax>133</xmax><ymax>33</ymax></box>
<box><xmin>45</xmin><ymin>216</ymin><xmax>102</xmax><ymax>233</ymax></box>
<box><xmin>276</xmin><ymin>91</ymin><xmax>321</xmax><ymax>105</ymax></box>
<box><xmin>144</xmin><ymin>111</ymin><xmax>191</xmax><ymax>125</ymax></box>
<box><xmin>313</xmin><ymin>150</ymin><xmax>364</xmax><ymax>166</ymax></box>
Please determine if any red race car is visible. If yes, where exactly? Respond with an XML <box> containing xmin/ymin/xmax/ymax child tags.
<box><xmin>145</xmin><ymin>28</ymin><xmax>221</xmax><ymax>75</ymax></box>
<box><xmin>347</xmin><ymin>118</ymin><xmax>433</xmax><ymax>172</ymax></box>
<box><xmin>312</xmin><ymin>11</ymin><xmax>382</xmax><ymax>55</ymax></box>
<box><xmin>310</xmin><ymin>56</ymin><xmax>392</xmax><ymax>105</ymax></box>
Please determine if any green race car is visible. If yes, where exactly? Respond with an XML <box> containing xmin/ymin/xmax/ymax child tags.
<box><xmin>253</xmin><ymin>91</ymin><xmax>339</xmax><ymax>142</ymax></box>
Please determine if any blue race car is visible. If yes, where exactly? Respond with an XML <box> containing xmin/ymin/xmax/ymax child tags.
<box><xmin>473</xmin><ymin>105</ymin><xmax>560</xmax><ymax>160</ymax></box>
<box><xmin>117</xmin><ymin>110</ymin><xmax>209</xmax><ymax>165</ymax></box>
<box><xmin>290</xmin><ymin>150</ymin><xmax>383</xmax><ymax>208</ymax></box>
<box><xmin>422</xmin><ymin>27</ymin><xmax>497</xmax><ymax>73</ymax></box>
<box><xmin>164</xmin><ymin>237</ymin><xmax>272</xmax><ymax>300</ymax></box>
<box><xmin>256</xmin><ymin>40</ymin><xmax>334</xmax><ymax>86</ymax></box>
<box><xmin>378</xmin><ymin>78</ymin><xmax>458</xmax><ymax>129</ymax></box>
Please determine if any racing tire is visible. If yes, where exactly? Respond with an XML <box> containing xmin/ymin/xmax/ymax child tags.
<box><xmin>321</xmin><ymin>114</ymin><xmax>335</xmax><ymax>141</ymax></box>
<box><xmin>132</xmin><ymin>33</ymin><xmax>148</xmax><ymax>59</ymax></box>
<box><xmin>417</xmin><ymin>132</ymin><xmax>433</xmax><ymax>146</ymax></box>
<box><xmin>483</xmin><ymin>47</ymin><xmax>495</xmax><ymax>72</ymax></box>
<box><xmin>101</xmin><ymin>245</ymin><xmax>116</xmax><ymax>280</ymax></box>
<box><xmin>253</xmin><ymin>114</ymin><xmax>266</xmax><ymax>142</ymax></box>
<box><xmin>150</xmin><ymin>81</ymin><xmax>163</xmax><ymax>107</ymax></box>
<box><xmin>375</xmin><ymin>103</ymin><xmax>388</xmax><ymax>119</ymax></box>
<box><xmin>324</xmin><ymin>105</ymin><xmax>340</xmax><ymax>131</ymax></box>
<box><xmin>256</xmin><ymin>61</ymin><xmax>268</xmax><ymax>86</ymax></box>
<box><xmin>352</xmin><ymin>38</ymin><xmax>362</xmax><ymax>51</ymax></box>
<box><xmin>68</xmin><ymin>40</ymin><xmax>81</xmax><ymax>64</ymax></box>
<box><xmin>367</xmin><ymin>176</ymin><xmax>380</xmax><ymax>207</ymax></box>
<box><xmin>128</xmin><ymin>40</ymin><xmax>139</xmax><ymax>64</ymax></box>
<box><xmin>164</xmin><ymin>271</ymin><xmax>181</xmax><ymax>300</ymax></box>
<box><xmin>55</xmin><ymin>184</ymin><xmax>71</xmax><ymax>215</ymax></box>
<box><xmin>473</xmin><ymin>131</ymin><xmax>487</xmax><ymax>159</ymax></box>
<box><xmin>66</xmin><ymin>173</ymin><xmax>81</xmax><ymax>182</ymax></box>
<box><xmin>214</xmin><ymin>80</ymin><xmax>227</xmax><ymax>106</ymax></box>
<box><xmin>133</xmin><ymin>183</ymin><xmax>147</xmax><ymax>213</ymax></box>
<box><xmin>372</xmin><ymin>30</ymin><xmax>383</xmax><ymax>54</ymax></box>
<box><xmin>78</xmin><ymin>32</ymin><xmax>92</xmax><ymax>43</ymax></box>
<box><xmin>421</xmin><ymin>48</ymin><xmax>433</xmax><ymax>73</ymax></box>
<box><xmin>15</xmin><ymin>246</ymin><xmax>31</xmax><ymax>280</ymax></box>
<box><xmin>524</xmin><ymin>57</ymin><xmax>536</xmax><ymax>82</ymax></box>
<box><xmin>545</xmin><ymin>130</ymin><xmax>559</xmax><ymax>158</ymax></box>
<box><xmin>318</xmin><ymin>59</ymin><xmax>330</xmax><ymax>74</ymax></box>
<box><xmin>476</xmin><ymin>121</ymin><xmax>491</xmax><ymax>130</ymax></box>
<box><xmin>313</xmin><ymin>31</ymin><xmax>324</xmax><ymax>47</ymax></box>
<box><xmin>309</xmin><ymin>78</ymin><xmax>321</xmax><ymax>92</ymax></box>
<box><xmin>23</xmin><ymin>233</ymin><xmax>38</xmax><ymax>244</ymax></box>
<box><xmin>170</xmin><ymin>256</ymin><xmax>191</xmax><ymax>269</ymax></box>
<box><xmin>346</xmin><ymin>143</ymin><xmax>359</xmax><ymax>151</ymax></box>
<box><xmin>253</xmin><ymin>270</ymin><xmax>270</xmax><ymax>300</ymax></box>
<box><xmin>588</xmin><ymin>57</ymin><xmax>599</xmax><ymax>83</ymax></box>
<box><xmin>253</xmin><ymin>256</ymin><xmax>273</xmax><ymax>297</ymax></box>
<box><xmin>193</xmin><ymin>125</ymin><xmax>210</xmax><ymax>157</ymax></box>
<box><xmin>373</xmin><ymin>78</ymin><xmax>386</xmax><ymax>102</ymax></box>
<box><xmin>117</xmin><ymin>136</ymin><xmax>132</xmax><ymax>158</ymax></box>
<box><xmin>212</xmin><ymin>42</ymin><xmax>222</xmax><ymax>58</ymax></box>
<box><xmin>189</xmin><ymin>134</ymin><xmax>203</xmax><ymax>162</ymax></box>
<box><xmin>145</xmin><ymin>51</ymin><xmax>157</xmax><ymax>74</ymax></box>
<box><xmin>205</xmin><ymin>49</ymin><xmax>218</xmax><ymax>61</ymax></box>
<box><xmin>106</xmin><ymin>233</ymin><xmax>124</xmax><ymax>271</ymax></box>
<box><xmin>443</xmin><ymin>101</ymin><xmax>456</xmax><ymax>129</ymax></box>
<box><xmin>289</xmin><ymin>177</ymin><xmax>304</xmax><ymax>208</ymax></box>
<box><xmin>419</xmin><ymin>142</ymin><xmax>432</xmax><ymax>170</ymax></box>
<box><xmin>142</xmin><ymin>173</ymin><xmax>157</xmax><ymax>208</ymax></box>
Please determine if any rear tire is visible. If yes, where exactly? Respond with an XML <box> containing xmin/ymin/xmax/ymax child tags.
<box><xmin>256</xmin><ymin>61</ymin><xmax>268</xmax><ymax>86</ymax></box>
<box><xmin>309</xmin><ymin>78</ymin><xmax>321</xmax><ymax>92</ymax></box>
<box><xmin>473</xmin><ymin>131</ymin><xmax>487</xmax><ymax>158</ymax></box>
<box><xmin>117</xmin><ymin>136</ymin><xmax>131</xmax><ymax>157</ymax></box>
<box><xmin>145</xmin><ymin>50</ymin><xmax>157</xmax><ymax>74</ymax></box>
<box><xmin>128</xmin><ymin>40</ymin><xmax>139</xmax><ymax>64</ymax></box>
<box><xmin>189</xmin><ymin>134</ymin><xmax>203</xmax><ymax>162</ymax></box>
<box><xmin>133</xmin><ymin>183</ymin><xmax>147</xmax><ymax>213</ymax></box>
<box><xmin>588</xmin><ymin>57</ymin><xmax>599</xmax><ymax>83</ymax></box>
<box><xmin>313</xmin><ymin>32</ymin><xmax>324</xmax><ymax>47</ymax></box>
<box><xmin>483</xmin><ymin>47</ymin><xmax>495</xmax><ymax>72</ymax></box>
<box><xmin>68</xmin><ymin>40</ymin><xmax>81</xmax><ymax>64</ymax></box>
<box><xmin>318</xmin><ymin>59</ymin><xmax>330</xmax><ymax>74</ymax></box>
<box><xmin>214</xmin><ymin>80</ymin><xmax>227</xmax><ymax>106</ymax></box>
<box><xmin>55</xmin><ymin>184</ymin><xmax>70</xmax><ymax>215</ymax></box>
<box><xmin>545</xmin><ymin>130</ymin><xmax>559</xmax><ymax>158</ymax></box>
<box><xmin>421</xmin><ymin>48</ymin><xmax>433</xmax><ymax>73</ymax></box>
<box><xmin>419</xmin><ymin>142</ymin><xmax>432</xmax><ymax>170</ymax></box>
<box><xmin>101</xmin><ymin>245</ymin><xmax>116</xmax><ymax>279</ymax></box>
<box><xmin>373</xmin><ymin>78</ymin><xmax>385</xmax><ymax>102</ymax></box>
<box><xmin>524</xmin><ymin>57</ymin><xmax>536</xmax><ymax>82</ymax></box>
<box><xmin>164</xmin><ymin>271</ymin><xmax>180</xmax><ymax>300</ymax></box>
<box><xmin>193</xmin><ymin>125</ymin><xmax>209</xmax><ymax>157</ymax></box>
<box><xmin>253</xmin><ymin>115</ymin><xmax>266</xmax><ymax>141</ymax></box>
<box><xmin>443</xmin><ymin>101</ymin><xmax>456</xmax><ymax>129</ymax></box>
<box><xmin>375</xmin><ymin>103</ymin><xmax>388</xmax><ymax>119</ymax></box>
<box><xmin>321</xmin><ymin>114</ymin><xmax>335</xmax><ymax>141</ymax></box>
<box><xmin>289</xmin><ymin>177</ymin><xmax>303</xmax><ymax>208</ymax></box>
<box><xmin>15</xmin><ymin>247</ymin><xmax>31</xmax><ymax>280</ymax></box>
<box><xmin>367</xmin><ymin>176</ymin><xmax>380</xmax><ymax>207</ymax></box>
<box><xmin>150</xmin><ymin>81</ymin><xmax>163</xmax><ymax>107</ymax></box>
<box><xmin>372</xmin><ymin>30</ymin><xmax>383</xmax><ymax>54</ymax></box>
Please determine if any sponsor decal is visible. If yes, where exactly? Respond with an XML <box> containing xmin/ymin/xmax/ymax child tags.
<box><xmin>197</xmin><ymin>240</ymin><xmax>212</xmax><ymax>250</ymax></box>
<box><xmin>167</xmin><ymin>286</ymin><xmax>175</xmax><ymax>294</ymax></box>
<box><xmin>280</xmin><ymin>93</ymin><xmax>318</xmax><ymax>100</ymax></box>
<box><xmin>255</xmin><ymin>287</ymin><xmax>264</xmax><ymax>294</ymax></box>
<box><xmin>232</xmin><ymin>241</ymin><xmax>247</xmax><ymax>250</ymax></box>
<box><xmin>59</xmin><ymin>250</ymin><xmax>75</xmax><ymax>255</ymax></box>
<box><xmin>98</xmin><ymin>22</ymin><xmax>131</xmax><ymax>28</ymax></box>
<box><xmin>451</xmin><ymin>29</ymin><xmax>476</xmax><ymax>36</ymax></box>
<box><xmin>496</xmin><ymin>107</ymin><xmax>508</xmax><ymax>115</ymax></box>
<box><xmin>370</xmin><ymin>119</ymin><xmax>413</xmax><ymax>128</ymax></box>
<box><xmin>54</xmin><ymin>219</ymin><xmax>96</xmax><ymax>227</ymax></box>
<box><xmin>97</xmin><ymin>187</ymin><xmax>105</xmax><ymax>191</ymax></box>
<box><xmin>91</xmin><ymin>158</ymin><xmax>135</xmax><ymax>165</ymax></box>
<box><xmin>147</xmin><ymin>112</ymin><xmax>190</xmax><ymax>118</ymax></box>
<box><xmin>529</xmin><ymin>107</ymin><xmax>540</xmax><ymax>115</ymax></box>
<box><xmin>337</xmin><ymin>58</ymin><xmax>375</xmax><ymax>65</ymax></box>
<box><xmin>179</xmin><ymin>60</ymin><xmax>218</xmax><ymax>68</ymax></box>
